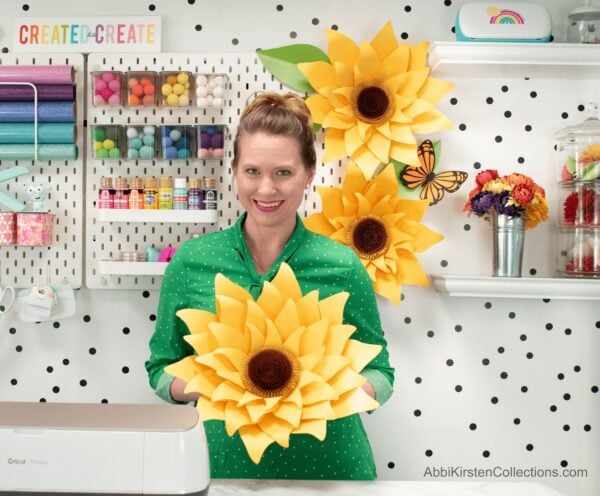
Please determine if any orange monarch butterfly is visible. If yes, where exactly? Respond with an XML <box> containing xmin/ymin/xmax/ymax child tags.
<box><xmin>399</xmin><ymin>139</ymin><xmax>468</xmax><ymax>206</ymax></box>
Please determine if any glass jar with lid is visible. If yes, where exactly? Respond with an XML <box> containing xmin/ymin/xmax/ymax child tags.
<box><xmin>554</xmin><ymin>102</ymin><xmax>600</xmax><ymax>278</ymax></box>
<box><xmin>567</xmin><ymin>1</ymin><xmax>600</xmax><ymax>44</ymax></box>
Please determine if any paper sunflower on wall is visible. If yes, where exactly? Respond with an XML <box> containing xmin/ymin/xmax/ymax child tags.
<box><xmin>257</xmin><ymin>21</ymin><xmax>454</xmax><ymax>179</ymax></box>
<box><xmin>165</xmin><ymin>263</ymin><xmax>381</xmax><ymax>464</ymax></box>
<box><xmin>304</xmin><ymin>162</ymin><xmax>443</xmax><ymax>304</ymax></box>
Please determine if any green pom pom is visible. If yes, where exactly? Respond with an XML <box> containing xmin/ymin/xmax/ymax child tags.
<box><xmin>93</xmin><ymin>127</ymin><xmax>106</xmax><ymax>142</ymax></box>
<box><xmin>96</xmin><ymin>148</ymin><xmax>109</xmax><ymax>159</ymax></box>
<box><xmin>108</xmin><ymin>147</ymin><xmax>121</xmax><ymax>159</ymax></box>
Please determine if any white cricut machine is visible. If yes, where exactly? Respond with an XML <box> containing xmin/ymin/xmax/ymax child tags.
<box><xmin>0</xmin><ymin>401</ymin><xmax>210</xmax><ymax>495</ymax></box>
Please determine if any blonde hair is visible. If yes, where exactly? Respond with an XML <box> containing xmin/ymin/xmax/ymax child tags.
<box><xmin>232</xmin><ymin>92</ymin><xmax>316</xmax><ymax>172</ymax></box>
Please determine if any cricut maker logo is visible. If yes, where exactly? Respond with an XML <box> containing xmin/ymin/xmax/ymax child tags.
<box><xmin>7</xmin><ymin>458</ymin><xmax>26</xmax><ymax>464</ymax></box>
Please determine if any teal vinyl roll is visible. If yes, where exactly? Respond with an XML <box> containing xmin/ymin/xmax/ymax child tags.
<box><xmin>0</xmin><ymin>144</ymin><xmax>77</xmax><ymax>160</ymax></box>
<box><xmin>0</xmin><ymin>123</ymin><xmax>75</xmax><ymax>144</ymax></box>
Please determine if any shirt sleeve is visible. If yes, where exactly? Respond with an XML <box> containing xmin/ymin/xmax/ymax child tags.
<box><xmin>343</xmin><ymin>253</ymin><xmax>395</xmax><ymax>406</ymax></box>
<box><xmin>145</xmin><ymin>246</ymin><xmax>194</xmax><ymax>403</ymax></box>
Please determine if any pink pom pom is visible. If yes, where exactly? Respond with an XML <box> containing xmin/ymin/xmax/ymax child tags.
<box><xmin>199</xmin><ymin>148</ymin><xmax>210</xmax><ymax>159</ymax></box>
<box><xmin>94</xmin><ymin>95</ymin><xmax>107</xmax><ymax>105</ymax></box>
<box><xmin>108</xmin><ymin>94</ymin><xmax>121</xmax><ymax>105</ymax></box>
<box><xmin>108</xmin><ymin>79</ymin><xmax>121</xmax><ymax>92</ymax></box>
<box><xmin>102</xmin><ymin>72</ymin><xmax>115</xmax><ymax>82</ymax></box>
<box><xmin>95</xmin><ymin>79</ymin><xmax>107</xmax><ymax>91</ymax></box>
<box><xmin>211</xmin><ymin>148</ymin><xmax>224</xmax><ymax>158</ymax></box>
<box><xmin>100</xmin><ymin>88</ymin><xmax>113</xmax><ymax>101</ymax></box>
<box><xmin>142</xmin><ymin>94</ymin><xmax>155</xmax><ymax>105</ymax></box>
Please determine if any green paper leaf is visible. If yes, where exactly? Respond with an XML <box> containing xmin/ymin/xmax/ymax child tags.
<box><xmin>391</xmin><ymin>159</ymin><xmax>421</xmax><ymax>199</ymax></box>
<box><xmin>257</xmin><ymin>44</ymin><xmax>329</xmax><ymax>93</ymax></box>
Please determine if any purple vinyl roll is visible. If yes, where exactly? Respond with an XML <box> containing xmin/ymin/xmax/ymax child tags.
<box><xmin>0</xmin><ymin>84</ymin><xmax>74</xmax><ymax>102</ymax></box>
<box><xmin>0</xmin><ymin>65</ymin><xmax>74</xmax><ymax>85</ymax></box>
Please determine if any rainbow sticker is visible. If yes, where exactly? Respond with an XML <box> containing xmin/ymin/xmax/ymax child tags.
<box><xmin>487</xmin><ymin>6</ymin><xmax>525</xmax><ymax>24</ymax></box>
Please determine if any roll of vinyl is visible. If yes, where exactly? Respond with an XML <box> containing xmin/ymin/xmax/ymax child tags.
<box><xmin>0</xmin><ymin>101</ymin><xmax>75</xmax><ymax>122</ymax></box>
<box><xmin>0</xmin><ymin>144</ymin><xmax>77</xmax><ymax>160</ymax></box>
<box><xmin>0</xmin><ymin>84</ymin><xmax>75</xmax><ymax>102</ymax></box>
<box><xmin>0</xmin><ymin>123</ymin><xmax>75</xmax><ymax>144</ymax></box>
<box><xmin>0</xmin><ymin>65</ymin><xmax>74</xmax><ymax>85</ymax></box>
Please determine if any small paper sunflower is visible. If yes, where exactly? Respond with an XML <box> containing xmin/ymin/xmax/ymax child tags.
<box><xmin>297</xmin><ymin>22</ymin><xmax>454</xmax><ymax>178</ymax></box>
<box><xmin>304</xmin><ymin>162</ymin><xmax>443</xmax><ymax>304</ymax></box>
<box><xmin>165</xmin><ymin>263</ymin><xmax>381</xmax><ymax>464</ymax></box>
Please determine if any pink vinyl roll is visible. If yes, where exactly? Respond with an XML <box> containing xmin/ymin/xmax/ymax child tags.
<box><xmin>16</xmin><ymin>212</ymin><xmax>54</xmax><ymax>247</ymax></box>
<box><xmin>0</xmin><ymin>212</ymin><xmax>16</xmax><ymax>245</ymax></box>
<box><xmin>0</xmin><ymin>65</ymin><xmax>74</xmax><ymax>85</ymax></box>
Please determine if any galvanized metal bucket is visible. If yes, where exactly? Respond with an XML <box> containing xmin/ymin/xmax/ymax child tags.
<box><xmin>491</xmin><ymin>213</ymin><xmax>525</xmax><ymax>277</ymax></box>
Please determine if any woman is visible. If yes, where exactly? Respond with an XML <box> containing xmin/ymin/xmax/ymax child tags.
<box><xmin>145</xmin><ymin>92</ymin><xmax>394</xmax><ymax>480</ymax></box>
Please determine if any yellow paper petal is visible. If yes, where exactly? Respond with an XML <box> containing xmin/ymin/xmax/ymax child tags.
<box><xmin>372</xmin><ymin>163</ymin><xmax>398</xmax><ymax>199</ymax></box>
<box><xmin>370</xmin><ymin>21</ymin><xmax>398</xmax><ymax>61</ymax></box>
<box><xmin>372</xmin><ymin>270</ymin><xmax>402</xmax><ymax>304</ymax></box>
<box><xmin>344</xmin><ymin>124</ymin><xmax>366</xmax><ymax>157</ymax></box>
<box><xmin>295</xmin><ymin>290</ymin><xmax>321</xmax><ymax>327</ymax></box>
<box><xmin>196</xmin><ymin>396</ymin><xmax>225</xmax><ymax>421</ymax></box>
<box><xmin>208</xmin><ymin>322</ymin><xmax>249</xmax><ymax>352</ymax></box>
<box><xmin>301</xmin><ymin>400</ymin><xmax>336</xmax><ymax>420</ymax></box>
<box><xmin>270</xmin><ymin>262</ymin><xmax>302</xmax><ymax>301</ymax></box>
<box><xmin>215</xmin><ymin>273</ymin><xmax>253</xmax><ymax>305</ymax></box>
<box><xmin>184</xmin><ymin>332</ymin><xmax>218</xmax><ymax>356</ymax></box>
<box><xmin>246</xmin><ymin>300</ymin><xmax>267</xmax><ymax>334</ymax></box>
<box><xmin>356</xmin><ymin>41</ymin><xmax>381</xmax><ymax>80</ymax></box>
<box><xmin>322</xmin><ymin>110</ymin><xmax>356</xmax><ymax>130</ymax></box>
<box><xmin>216</xmin><ymin>295</ymin><xmax>247</xmax><ymax>330</ymax></box>
<box><xmin>258</xmin><ymin>414</ymin><xmax>293</xmax><ymax>448</ymax></box>
<box><xmin>301</xmin><ymin>381</ymin><xmax>339</xmax><ymax>405</ymax></box>
<box><xmin>323</xmin><ymin>127</ymin><xmax>348</xmax><ymax>163</ymax></box>
<box><xmin>246</xmin><ymin>397</ymin><xmax>281</xmax><ymax>424</ymax></box>
<box><xmin>304</xmin><ymin>212</ymin><xmax>336</xmax><ymax>237</ymax></box>
<box><xmin>304</xmin><ymin>93</ymin><xmax>333</xmax><ymax>125</ymax></box>
<box><xmin>256</xmin><ymin>281</ymin><xmax>285</xmax><ymax>320</ymax></box>
<box><xmin>214</xmin><ymin>347</ymin><xmax>249</xmax><ymax>372</ymax></box>
<box><xmin>196</xmin><ymin>351</ymin><xmax>238</xmax><ymax>373</ymax></box>
<box><xmin>351</xmin><ymin>145</ymin><xmax>382</xmax><ymax>180</ymax></box>
<box><xmin>324</xmin><ymin>324</ymin><xmax>356</xmax><ymax>355</ymax></box>
<box><xmin>343</xmin><ymin>340</ymin><xmax>382</xmax><ymax>372</ymax></box>
<box><xmin>300</xmin><ymin>318</ymin><xmax>328</xmax><ymax>355</ymax></box>
<box><xmin>409</xmin><ymin>107</ymin><xmax>453</xmax><ymax>134</ymax></box>
<box><xmin>418</xmin><ymin>77</ymin><xmax>454</xmax><ymax>104</ymax></box>
<box><xmin>273</xmin><ymin>401</ymin><xmax>302</xmax><ymax>428</ymax></box>
<box><xmin>376</xmin><ymin>43</ymin><xmax>409</xmax><ymax>80</ymax></box>
<box><xmin>408</xmin><ymin>41</ymin><xmax>429</xmax><ymax>71</ymax></box>
<box><xmin>329</xmin><ymin>366</ymin><xmax>366</xmax><ymax>396</ymax></box>
<box><xmin>293</xmin><ymin>419</ymin><xmax>327</xmax><ymax>440</ymax></box>
<box><xmin>176</xmin><ymin>308</ymin><xmax>216</xmax><ymax>334</ymax></box>
<box><xmin>389</xmin><ymin>141</ymin><xmax>419</xmax><ymax>167</ymax></box>
<box><xmin>274</xmin><ymin>298</ymin><xmax>301</xmax><ymax>340</ymax></box>
<box><xmin>238</xmin><ymin>424</ymin><xmax>275</xmax><ymax>464</ymax></box>
<box><xmin>164</xmin><ymin>355</ymin><xmax>203</xmax><ymax>383</ymax></box>
<box><xmin>389</xmin><ymin>123</ymin><xmax>417</xmax><ymax>145</ymax></box>
<box><xmin>331</xmin><ymin>387</ymin><xmax>379</xmax><ymax>418</ymax></box>
<box><xmin>264</xmin><ymin>318</ymin><xmax>284</xmax><ymax>348</ymax></box>
<box><xmin>298</xmin><ymin>60</ymin><xmax>339</xmax><ymax>92</ymax></box>
<box><xmin>185</xmin><ymin>369</ymin><xmax>221</xmax><ymax>397</ymax></box>
<box><xmin>327</xmin><ymin>28</ymin><xmax>360</xmax><ymax>66</ymax></box>
<box><xmin>225</xmin><ymin>400</ymin><xmax>253</xmax><ymax>435</ymax></box>
<box><xmin>217</xmin><ymin>370</ymin><xmax>245</xmax><ymax>388</ymax></box>
<box><xmin>298</xmin><ymin>347</ymin><xmax>325</xmax><ymax>373</ymax></box>
<box><xmin>312</xmin><ymin>355</ymin><xmax>352</xmax><ymax>381</ymax></box>
<box><xmin>318</xmin><ymin>291</ymin><xmax>348</xmax><ymax>325</ymax></box>
<box><xmin>212</xmin><ymin>380</ymin><xmax>244</xmax><ymax>403</ymax></box>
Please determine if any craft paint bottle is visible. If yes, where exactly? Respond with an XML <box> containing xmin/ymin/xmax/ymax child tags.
<box><xmin>113</xmin><ymin>176</ymin><xmax>129</xmax><ymax>209</ymax></box>
<box><xmin>203</xmin><ymin>177</ymin><xmax>217</xmax><ymax>210</ymax></box>
<box><xmin>173</xmin><ymin>177</ymin><xmax>188</xmax><ymax>210</ymax></box>
<box><xmin>128</xmin><ymin>176</ymin><xmax>144</xmax><ymax>209</ymax></box>
<box><xmin>158</xmin><ymin>176</ymin><xmax>173</xmax><ymax>210</ymax></box>
<box><xmin>188</xmin><ymin>177</ymin><xmax>203</xmax><ymax>210</ymax></box>
<box><xmin>98</xmin><ymin>176</ymin><xmax>114</xmax><ymax>209</ymax></box>
<box><xmin>143</xmin><ymin>177</ymin><xmax>158</xmax><ymax>209</ymax></box>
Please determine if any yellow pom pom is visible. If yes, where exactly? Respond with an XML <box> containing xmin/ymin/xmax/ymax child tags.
<box><xmin>176</xmin><ymin>72</ymin><xmax>189</xmax><ymax>85</ymax></box>
<box><xmin>172</xmin><ymin>83</ymin><xmax>185</xmax><ymax>96</ymax></box>
<box><xmin>102</xmin><ymin>139</ymin><xmax>115</xmax><ymax>150</ymax></box>
<box><xmin>166</xmin><ymin>93</ymin><xmax>180</xmax><ymax>106</ymax></box>
<box><xmin>161</xmin><ymin>83</ymin><xmax>173</xmax><ymax>96</ymax></box>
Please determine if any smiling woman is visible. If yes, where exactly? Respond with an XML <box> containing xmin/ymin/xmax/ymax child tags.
<box><xmin>146</xmin><ymin>91</ymin><xmax>394</xmax><ymax>480</ymax></box>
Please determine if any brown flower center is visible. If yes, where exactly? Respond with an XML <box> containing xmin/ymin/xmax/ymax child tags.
<box><xmin>352</xmin><ymin>81</ymin><xmax>395</xmax><ymax>125</ymax></box>
<box><xmin>243</xmin><ymin>347</ymin><xmax>299</xmax><ymax>398</ymax></box>
<box><xmin>347</xmin><ymin>216</ymin><xmax>391</xmax><ymax>260</ymax></box>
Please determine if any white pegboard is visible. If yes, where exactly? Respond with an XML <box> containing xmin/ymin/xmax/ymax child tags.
<box><xmin>0</xmin><ymin>53</ymin><xmax>84</xmax><ymax>289</ymax></box>
<box><xmin>85</xmin><ymin>52</ymin><xmax>340</xmax><ymax>289</ymax></box>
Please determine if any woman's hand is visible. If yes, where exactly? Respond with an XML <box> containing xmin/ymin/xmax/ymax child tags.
<box><xmin>361</xmin><ymin>381</ymin><xmax>376</xmax><ymax>400</ymax></box>
<box><xmin>170</xmin><ymin>377</ymin><xmax>201</xmax><ymax>403</ymax></box>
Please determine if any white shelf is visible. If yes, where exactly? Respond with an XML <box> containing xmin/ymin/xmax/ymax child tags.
<box><xmin>431</xmin><ymin>275</ymin><xmax>600</xmax><ymax>300</ymax></box>
<box><xmin>96</xmin><ymin>261</ymin><xmax>167</xmax><ymax>276</ymax></box>
<box><xmin>96</xmin><ymin>209</ymin><xmax>218</xmax><ymax>223</ymax></box>
<box><xmin>428</xmin><ymin>42</ymin><xmax>600</xmax><ymax>79</ymax></box>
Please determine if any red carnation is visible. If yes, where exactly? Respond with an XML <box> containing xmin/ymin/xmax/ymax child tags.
<box><xmin>512</xmin><ymin>184</ymin><xmax>534</xmax><ymax>205</ymax></box>
<box><xmin>475</xmin><ymin>169</ymin><xmax>499</xmax><ymax>187</ymax></box>
<box><xmin>565</xmin><ymin>255</ymin><xmax>598</xmax><ymax>273</ymax></box>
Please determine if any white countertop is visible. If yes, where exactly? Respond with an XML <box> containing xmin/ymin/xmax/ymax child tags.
<box><xmin>210</xmin><ymin>480</ymin><xmax>567</xmax><ymax>496</ymax></box>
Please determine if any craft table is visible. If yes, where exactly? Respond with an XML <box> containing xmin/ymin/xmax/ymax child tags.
<box><xmin>210</xmin><ymin>479</ymin><xmax>568</xmax><ymax>496</ymax></box>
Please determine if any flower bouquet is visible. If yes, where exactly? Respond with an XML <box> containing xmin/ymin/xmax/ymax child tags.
<box><xmin>465</xmin><ymin>169</ymin><xmax>548</xmax><ymax>229</ymax></box>
<box><xmin>464</xmin><ymin>170</ymin><xmax>548</xmax><ymax>277</ymax></box>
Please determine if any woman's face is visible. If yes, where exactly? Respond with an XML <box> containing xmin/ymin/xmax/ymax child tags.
<box><xmin>234</xmin><ymin>132</ymin><xmax>314</xmax><ymax>232</ymax></box>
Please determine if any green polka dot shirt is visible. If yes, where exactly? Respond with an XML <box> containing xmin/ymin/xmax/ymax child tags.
<box><xmin>145</xmin><ymin>213</ymin><xmax>395</xmax><ymax>480</ymax></box>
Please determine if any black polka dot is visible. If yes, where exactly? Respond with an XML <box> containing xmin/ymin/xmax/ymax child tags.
<box><xmin>455</xmin><ymin>325</ymin><xmax>462</xmax><ymax>332</ymax></box>
<box><xmin>2</xmin><ymin>48</ymin><xmax>9</xmax><ymax>54</ymax></box>
<box><xmin>526</xmin><ymin>444</ymin><xmax>534</xmax><ymax>451</ymax></box>
<box><xmin>331</xmin><ymin>24</ymin><xmax>338</xmax><ymax>30</ymax></box>
<box><xmin>53</xmin><ymin>322</ymin><xmax>60</xmax><ymax>329</ymax></box>
<box><xmin>486</xmin><ymin>97</ymin><xmax>494</xmax><ymax>104</ymax></box>
<box><xmin>52</xmin><ymin>386</ymin><xmax>60</xmax><ymax>393</ymax></box>
<box><xmin>101</xmin><ymin>398</ymin><xmax>109</xmax><ymax>404</ymax></box>
<box><xmin>46</xmin><ymin>366</ymin><xmax>53</xmax><ymax>373</ymax></box>
<box><xmin>455</xmin><ymin>385</ymin><xmax>463</xmax><ymax>392</ymax></box>
<box><xmin>495</xmin><ymin>135</ymin><xmax>503</xmax><ymax>143</ymax></box>
<box><xmin>524</xmin><ymin>124</ymin><xmax>532</xmax><ymax>132</ymax></box>
<box><xmin>9</xmin><ymin>327</ymin><xmax>16</xmax><ymax>334</ymax></box>
<box><xmin>148</xmin><ymin>4</ymin><xmax>156</xmax><ymax>11</ymax></box>
<box><xmin>484</xmin><ymin>302</ymin><xmax>492</xmax><ymax>309</ymax></box>
<box><xmin>561</xmin><ymin>460</ymin><xmax>568</xmax><ymax>468</ymax></box>
<box><xmin>574</xmin><ymin>365</ymin><xmax>581</xmax><ymax>372</ymax></box>
<box><xmin>563</xmin><ymin>424</ymin><xmax>570</xmax><ymax>431</ymax></box>
<box><xmin>232</xmin><ymin>38</ymin><xmax>240</xmax><ymax>45</ymax></box>
<box><xmin>415</xmin><ymin>377</ymin><xmax>422</xmax><ymax>384</ymax></box>
<box><xmin>526</xmin><ymin>352</ymin><xmax>533</xmax><ymax>359</ymax></box>
<box><xmin>427</xmin><ymin>330</ymin><xmax>435</xmax><ymax>338</ymax></box>
<box><xmin>482</xmin><ymin>358</ymin><xmax>490</xmax><ymax>365</ymax></box>
<box><xmin>561</xmin><ymin>112</ymin><xmax>569</xmax><ymax>119</ymax></box>
<box><xmin>482</xmin><ymin>450</ymin><xmax>490</xmax><ymax>458</ymax></box>
<box><xmin>463</xmin><ymin>224</ymin><xmax>471</xmax><ymax>231</ymax></box>
<box><xmin>519</xmin><ymin>333</ymin><xmax>526</xmax><ymax>340</ymax></box>
<box><xmin>404</xmin><ymin>317</ymin><xmax>411</xmax><ymax>324</ymax></box>
<box><xmin>149</xmin><ymin>314</ymin><xmax>157</xmax><ymax>322</ymax></box>
<box><xmin>80</xmin><ymin>379</ymin><xmax>87</xmax><ymax>387</ymax></box>
<box><xmin>194</xmin><ymin>25</ymin><xmax>202</xmax><ymax>32</ymax></box>
<box><xmin>584</xmin><ymin>424</ymin><xmax>591</xmax><ymax>432</ymax></box>
<box><xmin>563</xmin><ymin>393</ymin><xmax>571</xmax><ymax>401</ymax></box>
<box><xmin>142</xmin><ymin>290</ymin><xmax>150</xmax><ymax>299</ymax></box>
<box><xmin>458</xmin><ymin>124</ymin><xmax>466</xmax><ymax>131</ymax></box>
<box><xmin>425</xmin><ymin>449</ymin><xmax>433</xmax><ymax>457</ymax></box>
<box><xmin>501</xmin><ymin>85</ymin><xmax>509</xmax><ymax>92</ymax></box>
<box><xmin>500</xmin><ymin>371</ymin><xmax>508</xmax><ymax>379</ymax></box>
<box><xmin>187</xmin><ymin>0</ymin><xmax>195</xmax><ymax>3</ymax></box>
<box><xmin>276</xmin><ymin>4</ymin><xmax>283</xmax><ymax>11</ymax></box>
<box><xmin>497</xmin><ymin>346</ymin><xmax>505</xmax><ymax>354</ymax></box>
<box><xmin>83</xmin><ymin>315</ymin><xmax>91</xmax><ymax>323</ymax></box>
<box><xmin>517</xmin><ymin>156</ymin><xmax>525</xmax><ymax>164</ymax></box>
<box><xmin>578</xmin><ymin>104</ymin><xmax>585</xmax><ymax>112</ymax></box>
<box><xmin>557</xmin><ymin>373</ymin><xmax>565</xmax><ymax>380</ymax></box>
<box><xmin>414</xmin><ymin>409</ymin><xmax>421</xmax><ymax>417</ymax></box>
<box><xmin>10</xmin><ymin>379</ymin><xmax>17</xmax><ymax>385</ymax></box>
<box><xmin>289</xmin><ymin>32</ymin><xmax>297</xmax><ymax>39</ymax></box>
<box><xmin>564</xmin><ymin>328</ymin><xmax>572</xmax><ymax>335</ymax></box>
<box><xmin>514</xmin><ymin>418</ymin><xmax>521</xmax><ymax>425</ymax></box>
<box><xmin>440</xmin><ymin>259</ymin><xmax>448</xmax><ymax>267</ymax></box>
<box><xmin>473</xmin><ymin>161</ymin><xmax>481</xmax><ymax>170</ymax></box>
<box><xmin>491</xmin><ymin>396</ymin><xmax>499</xmax><ymax>404</ymax></box>
<box><xmin>546</xmin><ymin>323</ymin><xmax>553</xmax><ymax>330</ymax></box>
<box><xmin>550</xmin><ymin>405</ymin><xmax>557</xmax><ymax>412</ymax></box>
<box><xmin>592</xmin><ymin>385</ymin><xmax>599</xmax><ymax>393</ymax></box>
<box><xmin>504</xmin><ymin>110</ymin><xmax>512</xmax><ymax>118</ymax></box>
<box><xmin>443</xmin><ymin>0</ymin><xmax>452</xmax><ymax>5</ymax></box>
<box><xmin>450</xmin><ymin>97</ymin><xmax>458</xmax><ymax>105</ymax></box>
<box><xmin>521</xmin><ymin>385</ymin><xmax>528</xmax><ymax>393</ymax></box>
<box><xmin>16</xmin><ymin>345</ymin><xmax>23</xmax><ymax>352</ymax></box>
<box><xmin>405</xmin><ymin>5</ymin><xmax>412</xmax><ymax>12</ymax></box>
<box><xmin>469</xmin><ymin>423</ymin><xmax>477</xmax><ymax>430</ymax></box>
<box><xmin>22</xmin><ymin>4</ymin><xmax>29</xmax><ymax>11</ymax></box>
<box><xmin>446</xmin><ymin>359</ymin><xmax>454</xmax><ymax>366</ymax></box>
<box><xmin>529</xmin><ymin>268</ymin><xmax>537</xmax><ymax>276</ymax></box>
<box><xmin>530</xmin><ymin>91</ymin><xmax>538</xmax><ymax>98</ymax></box>
<box><xmin>312</xmin><ymin>18</ymin><xmax>320</xmax><ymax>25</ymax></box>
<box><xmin>63</xmin><ymin>358</ymin><xmax>70</xmax><ymax>365</ymax></box>
<box><xmin>89</xmin><ymin>347</ymin><xmax>97</xmax><ymax>355</ymax></box>
<box><xmin>122</xmin><ymin>366</ymin><xmax>130</xmax><ymax>374</ymax></box>
<box><xmin>388</xmin><ymin>461</ymin><xmax>396</xmax><ymax>468</ymax></box>
<box><xmin>509</xmin><ymin>312</ymin><xmax>516</xmax><ymax>319</ymax></box>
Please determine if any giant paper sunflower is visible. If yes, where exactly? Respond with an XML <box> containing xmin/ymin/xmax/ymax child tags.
<box><xmin>305</xmin><ymin>162</ymin><xmax>443</xmax><ymax>304</ymax></box>
<box><xmin>165</xmin><ymin>263</ymin><xmax>381</xmax><ymax>464</ymax></box>
<box><xmin>298</xmin><ymin>22</ymin><xmax>454</xmax><ymax>179</ymax></box>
